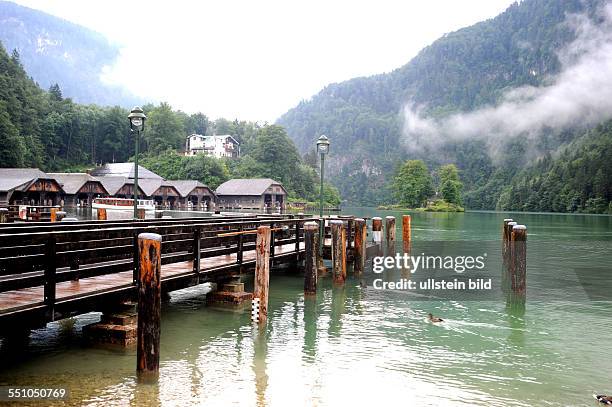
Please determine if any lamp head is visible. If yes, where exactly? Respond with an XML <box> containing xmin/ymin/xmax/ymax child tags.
<box><xmin>128</xmin><ymin>106</ymin><xmax>146</xmax><ymax>131</ymax></box>
<box><xmin>316</xmin><ymin>134</ymin><xmax>330</xmax><ymax>155</ymax></box>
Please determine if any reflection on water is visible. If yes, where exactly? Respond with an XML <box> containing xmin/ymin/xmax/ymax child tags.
<box><xmin>0</xmin><ymin>208</ymin><xmax>611</xmax><ymax>406</ymax></box>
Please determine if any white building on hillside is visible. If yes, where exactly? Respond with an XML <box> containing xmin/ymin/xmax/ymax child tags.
<box><xmin>185</xmin><ymin>134</ymin><xmax>240</xmax><ymax>158</ymax></box>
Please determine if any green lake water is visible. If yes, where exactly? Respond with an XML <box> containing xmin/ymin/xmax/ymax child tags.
<box><xmin>1</xmin><ymin>207</ymin><xmax>611</xmax><ymax>406</ymax></box>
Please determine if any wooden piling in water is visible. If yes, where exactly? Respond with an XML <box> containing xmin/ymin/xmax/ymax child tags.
<box><xmin>254</xmin><ymin>226</ymin><xmax>271</xmax><ymax>324</ymax></box>
<box><xmin>316</xmin><ymin>219</ymin><xmax>326</xmax><ymax>273</ymax></box>
<box><xmin>402</xmin><ymin>215</ymin><xmax>411</xmax><ymax>252</ymax></box>
<box><xmin>372</xmin><ymin>217</ymin><xmax>382</xmax><ymax>244</ymax></box>
<box><xmin>501</xmin><ymin>219</ymin><xmax>514</xmax><ymax>267</ymax></box>
<box><xmin>353</xmin><ymin>218</ymin><xmax>366</xmax><ymax>275</ymax></box>
<box><xmin>510</xmin><ymin>225</ymin><xmax>527</xmax><ymax>295</ymax></box>
<box><xmin>50</xmin><ymin>207</ymin><xmax>58</xmax><ymax>223</ymax></box>
<box><xmin>97</xmin><ymin>208</ymin><xmax>107</xmax><ymax>221</ymax></box>
<box><xmin>137</xmin><ymin>208</ymin><xmax>146</xmax><ymax>220</ymax></box>
<box><xmin>330</xmin><ymin>220</ymin><xmax>346</xmax><ymax>284</ymax></box>
<box><xmin>0</xmin><ymin>208</ymin><xmax>8</xmax><ymax>223</ymax></box>
<box><xmin>504</xmin><ymin>221</ymin><xmax>517</xmax><ymax>265</ymax></box>
<box><xmin>304</xmin><ymin>221</ymin><xmax>318</xmax><ymax>296</ymax></box>
<box><xmin>136</xmin><ymin>232</ymin><xmax>162</xmax><ymax>382</ymax></box>
<box><xmin>385</xmin><ymin>216</ymin><xmax>396</xmax><ymax>250</ymax></box>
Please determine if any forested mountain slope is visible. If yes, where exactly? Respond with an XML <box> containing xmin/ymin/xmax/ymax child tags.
<box><xmin>278</xmin><ymin>0</ymin><xmax>611</xmax><ymax>212</ymax></box>
<box><xmin>0</xmin><ymin>1</ymin><xmax>135</xmax><ymax>106</ymax></box>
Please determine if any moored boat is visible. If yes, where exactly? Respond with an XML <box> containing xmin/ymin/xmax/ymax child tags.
<box><xmin>92</xmin><ymin>197</ymin><xmax>155</xmax><ymax>213</ymax></box>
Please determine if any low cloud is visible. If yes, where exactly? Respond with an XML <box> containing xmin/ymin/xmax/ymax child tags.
<box><xmin>402</xmin><ymin>4</ymin><xmax>612</xmax><ymax>154</ymax></box>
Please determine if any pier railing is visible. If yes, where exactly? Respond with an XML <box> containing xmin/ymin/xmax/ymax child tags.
<box><xmin>0</xmin><ymin>215</ymin><xmax>313</xmax><ymax>319</ymax></box>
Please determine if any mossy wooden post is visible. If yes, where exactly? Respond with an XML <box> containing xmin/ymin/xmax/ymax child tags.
<box><xmin>372</xmin><ymin>217</ymin><xmax>382</xmax><ymax>244</ymax></box>
<box><xmin>304</xmin><ymin>221</ymin><xmax>318</xmax><ymax>296</ymax></box>
<box><xmin>385</xmin><ymin>216</ymin><xmax>396</xmax><ymax>253</ymax></box>
<box><xmin>330</xmin><ymin>220</ymin><xmax>346</xmax><ymax>284</ymax></box>
<box><xmin>345</xmin><ymin>216</ymin><xmax>354</xmax><ymax>254</ymax></box>
<box><xmin>97</xmin><ymin>208</ymin><xmax>107</xmax><ymax>221</ymax></box>
<box><xmin>353</xmin><ymin>218</ymin><xmax>366</xmax><ymax>275</ymax></box>
<box><xmin>0</xmin><ymin>207</ymin><xmax>8</xmax><ymax>223</ymax></box>
<box><xmin>510</xmin><ymin>225</ymin><xmax>527</xmax><ymax>296</ymax></box>
<box><xmin>316</xmin><ymin>219</ymin><xmax>326</xmax><ymax>274</ymax></box>
<box><xmin>137</xmin><ymin>232</ymin><xmax>162</xmax><ymax>382</ymax></box>
<box><xmin>402</xmin><ymin>215</ymin><xmax>411</xmax><ymax>252</ymax></box>
<box><xmin>502</xmin><ymin>219</ymin><xmax>514</xmax><ymax>267</ymax></box>
<box><xmin>254</xmin><ymin>226</ymin><xmax>271</xmax><ymax>324</ymax></box>
<box><xmin>50</xmin><ymin>207</ymin><xmax>58</xmax><ymax>223</ymax></box>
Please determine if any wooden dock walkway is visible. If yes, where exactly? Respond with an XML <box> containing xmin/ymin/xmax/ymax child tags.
<box><xmin>0</xmin><ymin>242</ymin><xmax>304</xmax><ymax>316</ymax></box>
<box><xmin>0</xmin><ymin>214</ymin><xmax>371</xmax><ymax>332</ymax></box>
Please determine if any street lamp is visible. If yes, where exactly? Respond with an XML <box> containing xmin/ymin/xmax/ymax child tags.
<box><xmin>316</xmin><ymin>135</ymin><xmax>330</xmax><ymax>253</ymax></box>
<box><xmin>128</xmin><ymin>106</ymin><xmax>146</xmax><ymax>219</ymax></box>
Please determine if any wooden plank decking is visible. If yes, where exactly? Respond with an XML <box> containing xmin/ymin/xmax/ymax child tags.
<box><xmin>0</xmin><ymin>242</ymin><xmax>304</xmax><ymax>316</ymax></box>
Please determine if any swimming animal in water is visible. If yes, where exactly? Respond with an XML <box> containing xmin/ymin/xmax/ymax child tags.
<box><xmin>594</xmin><ymin>395</ymin><xmax>612</xmax><ymax>405</ymax></box>
<box><xmin>428</xmin><ymin>313</ymin><xmax>443</xmax><ymax>323</ymax></box>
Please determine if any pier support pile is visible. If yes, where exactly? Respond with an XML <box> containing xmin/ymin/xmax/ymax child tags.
<box><xmin>136</xmin><ymin>232</ymin><xmax>162</xmax><ymax>381</ymax></box>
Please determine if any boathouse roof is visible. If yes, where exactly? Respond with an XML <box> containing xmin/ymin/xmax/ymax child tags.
<box><xmin>97</xmin><ymin>176</ymin><xmax>136</xmax><ymax>196</ymax></box>
<box><xmin>215</xmin><ymin>178</ymin><xmax>286</xmax><ymax>196</ymax></box>
<box><xmin>47</xmin><ymin>173</ymin><xmax>108</xmax><ymax>195</ymax></box>
<box><xmin>0</xmin><ymin>168</ymin><xmax>63</xmax><ymax>193</ymax></box>
<box><xmin>165</xmin><ymin>180</ymin><xmax>215</xmax><ymax>197</ymax></box>
<box><xmin>90</xmin><ymin>163</ymin><xmax>163</xmax><ymax>180</ymax></box>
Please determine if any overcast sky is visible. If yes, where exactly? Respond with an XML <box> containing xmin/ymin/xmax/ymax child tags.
<box><xmin>14</xmin><ymin>0</ymin><xmax>515</xmax><ymax>122</ymax></box>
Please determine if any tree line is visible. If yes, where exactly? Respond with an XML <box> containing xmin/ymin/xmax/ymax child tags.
<box><xmin>0</xmin><ymin>41</ymin><xmax>340</xmax><ymax>205</ymax></box>
<box><xmin>392</xmin><ymin>160</ymin><xmax>463</xmax><ymax>209</ymax></box>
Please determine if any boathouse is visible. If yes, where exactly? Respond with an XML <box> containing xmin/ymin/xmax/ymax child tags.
<box><xmin>48</xmin><ymin>173</ymin><xmax>108</xmax><ymax>207</ymax></box>
<box><xmin>215</xmin><ymin>178</ymin><xmax>287</xmax><ymax>210</ymax></box>
<box><xmin>167</xmin><ymin>180</ymin><xmax>216</xmax><ymax>209</ymax></box>
<box><xmin>0</xmin><ymin>168</ymin><xmax>64</xmax><ymax>206</ymax></box>
<box><xmin>96</xmin><ymin>177</ymin><xmax>144</xmax><ymax>199</ymax></box>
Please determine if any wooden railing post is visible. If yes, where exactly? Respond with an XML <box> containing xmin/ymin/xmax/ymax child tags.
<box><xmin>0</xmin><ymin>207</ymin><xmax>8</xmax><ymax>223</ymax></box>
<box><xmin>237</xmin><ymin>224</ymin><xmax>244</xmax><ymax>264</ymax></box>
<box><xmin>269</xmin><ymin>222</ymin><xmax>275</xmax><ymax>259</ymax></box>
<box><xmin>193</xmin><ymin>226</ymin><xmax>201</xmax><ymax>275</ymax></box>
<box><xmin>132</xmin><ymin>229</ymin><xmax>140</xmax><ymax>284</ymax></box>
<box><xmin>304</xmin><ymin>221</ymin><xmax>318</xmax><ymax>295</ymax></box>
<box><xmin>137</xmin><ymin>232</ymin><xmax>162</xmax><ymax>382</ymax></box>
<box><xmin>353</xmin><ymin>218</ymin><xmax>366</xmax><ymax>275</ymax></box>
<box><xmin>44</xmin><ymin>234</ymin><xmax>57</xmax><ymax>319</ymax></box>
<box><xmin>254</xmin><ymin>226</ymin><xmax>271</xmax><ymax>324</ymax></box>
<box><xmin>295</xmin><ymin>219</ymin><xmax>301</xmax><ymax>252</ymax></box>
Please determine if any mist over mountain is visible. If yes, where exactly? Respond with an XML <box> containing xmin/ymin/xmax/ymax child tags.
<box><xmin>0</xmin><ymin>0</ymin><xmax>136</xmax><ymax>106</ymax></box>
<box><xmin>278</xmin><ymin>0</ymin><xmax>612</xmax><ymax>212</ymax></box>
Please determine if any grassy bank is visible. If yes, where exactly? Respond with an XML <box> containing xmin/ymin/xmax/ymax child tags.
<box><xmin>377</xmin><ymin>199</ymin><xmax>464</xmax><ymax>212</ymax></box>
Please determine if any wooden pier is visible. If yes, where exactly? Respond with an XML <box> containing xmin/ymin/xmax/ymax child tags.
<box><xmin>0</xmin><ymin>214</ymin><xmax>377</xmax><ymax>333</ymax></box>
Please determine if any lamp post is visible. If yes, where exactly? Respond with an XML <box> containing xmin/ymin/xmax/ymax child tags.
<box><xmin>128</xmin><ymin>107</ymin><xmax>146</xmax><ymax>219</ymax></box>
<box><xmin>316</xmin><ymin>135</ymin><xmax>330</xmax><ymax>253</ymax></box>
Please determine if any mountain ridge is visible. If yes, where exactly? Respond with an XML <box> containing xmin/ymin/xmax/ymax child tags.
<box><xmin>277</xmin><ymin>0</ymin><xmax>607</xmax><ymax>210</ymax></box>
<box><xmin>0</xmin><ymin>0</ymin><xmax>136</xmax><ymax>106</ymax></box>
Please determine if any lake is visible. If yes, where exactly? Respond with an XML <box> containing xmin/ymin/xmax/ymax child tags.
<box><xmin>1</xmin><ymin>207</ymin><xmax>611</xmax><ymax>406</ymax></box>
